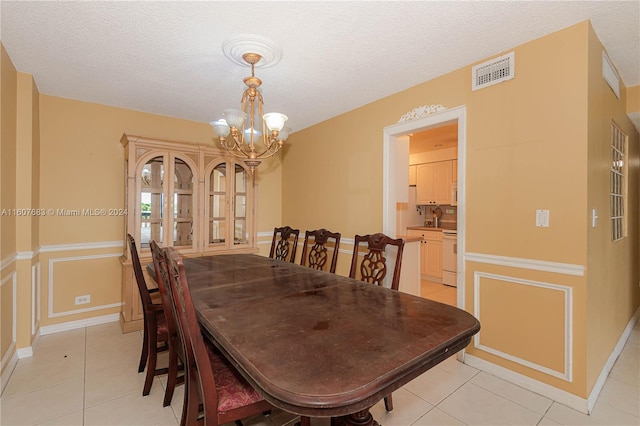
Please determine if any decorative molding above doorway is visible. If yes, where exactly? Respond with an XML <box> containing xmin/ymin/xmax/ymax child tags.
<box><xmin>398</xmin><ymin>104</ymin><xmax>448</xmax><ymax>123</ymax></box>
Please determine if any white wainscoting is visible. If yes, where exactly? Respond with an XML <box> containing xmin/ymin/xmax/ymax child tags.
<box><xmin>473</xmin><ymin>271</ymin><xmax>573</xmax><ymax>382</ymax></box>
<box><xmin>0</xmin><ymin>271</ymin><xmax>18</xmax><ymax>393</ymax></box>
<box><xmin>47</xmin><ymin>252</ymin><xmax>123</xmax><ymax>319</ymax></box>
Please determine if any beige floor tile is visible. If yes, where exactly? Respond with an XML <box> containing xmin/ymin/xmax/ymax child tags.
<box><xmin>84</xmin><ymin>382</ymin><xmax>176</xmax><ymax>426</ymax></box>
<box><xmin>412</xmin><ymin>407</ymin><xmax>465</xmax><ymax>425</ymax></box>
<box><xmin>537</xmin><ymin>416</ymin><xmax>562</xmax><ymax>425</ymax></box>
<box><xmin>84</xmin><ymin>363</ymin><xmax>151</xmax><ymax>408</ymax></box>
<box><xmin>168</xmin><ymin>378</ymin><xmax>185</xmax><ymax>420</ymax></box>
<box><xmin>403</xmin><ymin>366</ymin><xmax>473</xmax><ymax>405</ymax></box>
<box><xmin>596</xmin><ymin>376</ymin><xmax>640</xmax><ymax>418</ymax></box>
<box><xmin>0</xmin><ymin>377</ymin><xmax>84</xmax><ymax>425</ymax></box>
<box><xmin>369</xmin><ymin>387</ymin><xmax>433</xmax><ymax>426</ymax></box>
<box><xmin>2</xmin><ymin>350</ymin><xmax>85</xmax><ymax>397</ymax></box>
<box><xmin>157</xmin><ymin>419</ymin><xmax>179</xmax><ymax>426</ymax></box>
<box><xmin>437</xmin><ymin>382</ymin><xmax>542</xmax><ymax>425</ymax></box>
<box><xmin>32</xmin><ymin>328</ymin><xmax>86</xmax><ymax>361</ymax></box>
<box><xmin>34</xmin><ymin>410</ymin><xmax>83</xmax><ymax>425</ymax></box>
<box><xmin>470</xmin><ymin>371</ymin><xmax>553</xmax><ymax>414</ymax></box>
<box><xmin>435</xmin><ymin>355</ymin><xmax>479</xmax><ymax>380</ymax></box>
<box><xmin>545</xmin><ymin>400</ymin><xmax>639</xmax><ymax>425</ymax></box>
<box><xmin>421</xmin><ymin>281</ymin><xmax>457</xmax><ymax>306</ymax></box>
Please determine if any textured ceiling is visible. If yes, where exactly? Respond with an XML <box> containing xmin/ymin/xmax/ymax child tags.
<box><xmin>1</xmin><ymin>1</ymin><xmax>638</xmax><ymax>133</ymax></box>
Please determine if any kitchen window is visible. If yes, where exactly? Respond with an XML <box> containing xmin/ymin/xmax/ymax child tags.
<box><xmin>610</xmin><ymin>121</ymin><xmax>627</xmax><ymax>242</ymax></box>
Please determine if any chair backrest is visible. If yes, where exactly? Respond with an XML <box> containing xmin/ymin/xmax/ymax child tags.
<box><xmin>150</xmin><ymin>240</ymin><xmax>180</xmax><ymax>341</ymax></box>
<box><xmin>164</xmin><ymin>247</ymin><xmax>220</xmax><ymax>425</ymax></box>
<box><xmin>127</xmin><ymin>234</ymin><xmax>153</xmax><ymax>308</ymax></box>
<box><xmin>349</xmin><ymin>233</ymin><xmax>405</xmax><ymax>291</ymax></box>
<box><xmin>300</xmin><ymin>228</ymin><xmax>341</xmax><ymax>273</ymax></box>
<box><xmin>269</xmin><ymin>226</ymin><xmax>300</xmax><ymax>263</ymax></box>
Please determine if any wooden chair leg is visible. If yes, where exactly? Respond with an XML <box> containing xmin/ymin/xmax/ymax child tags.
<box><xmin>143</xmin><ymin>331</ymin><xmax>158</xmax><ymax>396</ymax></box>
<box><xmin>163</xmin><ymin>346</ymin><xmax>179</xmax><ymax>406</ymax></box>
<box><xmin>138</xmin><ymin>321</ymin><xmax>149</xmax><ymax>373</ymax></box>
<box><xmin>384</xmin><ymin>394</ymin><xmax>393</xmax><ymax>412</ymax></box>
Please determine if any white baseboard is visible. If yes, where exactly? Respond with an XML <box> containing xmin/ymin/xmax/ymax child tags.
<box><xmin>465</xmin><ymin>306</ymin><xmax>640</xmax><ymax>415</ymax></box>
<box><xmin>16</xmin><ymin>347</ymin><xmax>33</xmax><ymax>358</ymax></box>
<box><xmin>39</xmin><ymin>313</ymin><xmax>120</xmax><ymax>336</ymax></box>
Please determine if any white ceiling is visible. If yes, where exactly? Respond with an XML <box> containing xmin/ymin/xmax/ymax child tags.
<box><xmin>1</xmin><ymin>1</ymin><xmax>638</xmax><ymax>133</ymax></box>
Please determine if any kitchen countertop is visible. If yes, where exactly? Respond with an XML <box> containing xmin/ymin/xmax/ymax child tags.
<box><xmin>407</xmin><ymin>225</ymin><xmax>457</xmax><ymax>232</ymax></box>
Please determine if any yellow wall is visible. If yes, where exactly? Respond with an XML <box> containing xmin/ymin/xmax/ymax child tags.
<box><xmin>627</xmin><ymin>85</ymin><xmax>639</xmax><ymax>113</ymax></box>
<box><xmin>37</xmin><ymin>96</ymin><xmax>283</xmax><ymax>327</ymax></box>
<box><xmin>586</xmin><ymin>26</ymin><xmax>640</xmax><ymax>392</ymax></box>
<box><xmin>1</xmin><ymin>43</ymin><xmax>18</xmax><ymax>377</ymax></box>
<box><xmin>282</xmin><ymin>21</ymin><xmax>640</xmax><ymax>399</ymax></box>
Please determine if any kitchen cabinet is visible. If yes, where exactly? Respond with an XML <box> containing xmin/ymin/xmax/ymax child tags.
<box><xmin>416</xmin><ymin>161</ymin><xmax>453</xmax><ymax>205</ymax></box>
<box><xmin>409</xmin><ymin>165</ymin><xmax>417</xmax><ymax>186</ymax></box>
<box><xmin>407</xmin><ymin>229</ymin><xmax>443</xmax><ymax>280</ymax></box>
<box><xmin>452</xmin><ymin>159</ymin><xmax>458</xmax><ymax>183</ymax></box>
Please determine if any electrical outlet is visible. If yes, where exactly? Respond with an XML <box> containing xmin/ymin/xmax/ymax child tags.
<box><xmin>75</xmin><ymin>295</ymin><xmax>91</xmax><ymax>305</ymax></box>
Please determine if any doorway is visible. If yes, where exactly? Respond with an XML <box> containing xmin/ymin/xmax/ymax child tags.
<box><xmin>382</xmin><ymin>105</ymin><xmax>467</xmax><ymax>309</ymax></box>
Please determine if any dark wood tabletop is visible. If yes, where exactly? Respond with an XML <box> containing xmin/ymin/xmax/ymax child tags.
<box><xmin>168</xmin><ymin>254</ymin><xmax>480</xmax><ymax>426</ymax></box>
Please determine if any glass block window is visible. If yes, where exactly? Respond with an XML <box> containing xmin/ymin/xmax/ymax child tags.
<box><xmin>610</xmin><ymin>122</ymin><xmax>627</xmax><ymax>242</ymax></box>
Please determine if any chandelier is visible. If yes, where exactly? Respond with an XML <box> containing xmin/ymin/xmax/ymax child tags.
<box><xmin>210</xmin><ymin>52</ymin><xmax>290</xmax><ymax>172</ymax></box>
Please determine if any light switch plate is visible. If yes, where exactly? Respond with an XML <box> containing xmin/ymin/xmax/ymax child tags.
<box><xmin>536</xmin><ymin>209</ymin><xmax>549</xmax><ymax>227</ymax></box>
<box><xmin>592</xmin><ymin>208</ymin><xmax>598</xmax><ymax>227</ymax></box>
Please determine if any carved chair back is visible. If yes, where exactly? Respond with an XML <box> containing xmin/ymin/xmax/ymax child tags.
<box><xmin>269</xmin><ymin>226</ymin><xmax>300</xmax><ymax>263</ymax></box>
<box><xmin>349</xmin><ymin>233</ymin><xmax>405</xmax><ymax>291</ymax></box>
<box><xmin>300</xmin><ymin>228</ymin><xmax>341</xmax><ymax>273</ymax></box>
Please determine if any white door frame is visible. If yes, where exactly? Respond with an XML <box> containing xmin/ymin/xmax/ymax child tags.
<box><xmin>382</xmin><ymin>105</ymin><xmax>467</xmax><ymax>309</ymax></box>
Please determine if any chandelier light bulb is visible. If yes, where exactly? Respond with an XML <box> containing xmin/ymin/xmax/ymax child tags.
<box><xmin>222</xmin><ymin>109</ymin><xmax>247</xmax><ymax>129</ymax></box>
<box><xmin>263</xmin><ymin>113</ymin><xmax>288</xmax><ymax>132</ymax></box>
<box><xmin>210</xmin><ymin>119</ymin><xmax>231</xmax><ymax>138</ymax></box>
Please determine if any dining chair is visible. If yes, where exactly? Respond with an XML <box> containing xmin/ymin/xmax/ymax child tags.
<box><xmin>126</xmin><ymin>234</ymin><xmax>169</xmax><ymax>397</ymax></box>
<box><xmin>349</xmin><ymin>232</ymin><xmax>405</xmax><ymax>411</ymax></box>
<box><xmin>149</xmin><ymin>240</ymin><xmax>185</xmax><ymax>407</ymax></box>
<box><xmin>300</xmin><ymin>228</ymin><xmax>341</xmax><ymax>273</ymax></box>
<box><xmin>269</xmin><ymin>225</ymin><xmax>300</xmax><ymax>263</ymax></box>
<box><xmin>164</xmin><ymin>247</ymin><xmax>274</xmax><ymax>426</ymax></box>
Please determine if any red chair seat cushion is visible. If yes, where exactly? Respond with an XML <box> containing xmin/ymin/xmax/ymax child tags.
<box><xmin>155</xmin><ymin>310</ymin><xmax>169</xmax><ymax>336</ymax></box>
<box><xmin>205</xmin><ymin>342</ymin><xmax>264</xmax><ymax>413</ymax></box>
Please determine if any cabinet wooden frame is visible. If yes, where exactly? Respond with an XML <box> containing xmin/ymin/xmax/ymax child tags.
<box><xmin>120</xmin><ymin>134</ymin><xmax>258</xmax><ymax>332</ymax></box>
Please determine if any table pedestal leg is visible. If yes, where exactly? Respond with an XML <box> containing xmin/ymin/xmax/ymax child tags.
<box><xmin>335</xmin><ymin>409</ymin><xmax>379</xmax><ymax>426</ymax></box>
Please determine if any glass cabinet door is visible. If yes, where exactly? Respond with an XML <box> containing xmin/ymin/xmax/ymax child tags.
<box><xmin>138</xmin><ymin>154</ymin><xmax>196</xmax><ymax>251</ymax></box>
<box><xmin>208</xmin><ymin>163</ymin><xmax>227</xmax><ymax>246</ymax></box>
<box><xmin>140</xmin><ymin>156</ymin><xmax>164</xmax><ymax>248</ymax></box>
<box><xmin>205</xmin><ymin>160</ymin><xmax>251</xmax><ymax>250</ymax></box>
<box><xmin>173</xmin><ymin>157</ymin><xmax>194</xmax><ymax>248</ymax></box>
<box><xmin>234</xmin><ymin>164</ymin><xmax>248</xmax><ymax>245</ymax></box>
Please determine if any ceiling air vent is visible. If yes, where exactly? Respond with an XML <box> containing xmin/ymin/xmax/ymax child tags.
<box><xmin>602</xmin><ymin>51</ymin><xmax>620</xmax><ymax>99</ymax></box>
<box><xmin>472</xmin><ymin>52</ymin><xmax>515</xmax><ymax>91</ymax></box>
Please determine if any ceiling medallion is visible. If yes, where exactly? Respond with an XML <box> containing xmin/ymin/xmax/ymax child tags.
<box><xmin>398</xmin><ymin>104</ymin><xmax>448</xmax><ymax>123</ymax></box>
<box><xmin>222</xmin><ymin>34</ymin><xmax>282</xmax><ymax>68</ymax></box>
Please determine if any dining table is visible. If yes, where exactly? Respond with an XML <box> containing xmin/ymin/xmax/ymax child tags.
<box><xmin>163</xmin><ymin>253</ymin><xmax>480</xmax><ymax>426</ymax></box>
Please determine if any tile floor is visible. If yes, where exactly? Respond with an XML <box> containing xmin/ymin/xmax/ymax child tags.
<box><xmin>421</xmin><ymin>280</ymin><xmax>457</xmax><ymax>306</ymax></box>
<box><xmin>1</xmin><ymin>320</ymin><xmax>638</xmax><ymax>426</ymax></box>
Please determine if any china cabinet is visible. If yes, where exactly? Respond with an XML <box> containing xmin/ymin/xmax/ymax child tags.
<box><xmin>120</xmin><ymin>134</ymin><xmax>257</xmax><ymax>332</ymax></box>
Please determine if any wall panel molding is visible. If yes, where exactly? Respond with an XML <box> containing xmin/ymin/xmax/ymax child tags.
<box><xmin>473</xmin><ymin>271</ymin><xmax>573</xmax><ymax>382</ymax></box>
<box><xmin>0</xmin><ymin>272</ymin><xmax>17</xmax><ymax>386</ymax></box>
<box><xmin>48</xmin><ymin>253</ymin><xmax>122</xmax><ymax>319</ymax></box>
<box><xmin>466</xmin><ymin>252</ymin><xmax>584</xmax><ymax>276</ymax></box>
<box><xmin>40</xmin><ymin>240</ymin><xmax>123</xmax><ymax>253</ymax></box>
